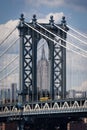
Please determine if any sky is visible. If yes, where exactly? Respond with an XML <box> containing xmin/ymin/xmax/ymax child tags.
<box><xmin>0</xmin><ymin>0</ymin><xmax>87</xmax><ymax>32</ymax></box>
<box><xmin>0</xmin><ymin>0</ymin><xmax>87</xmax><ymax>92</ymax></box>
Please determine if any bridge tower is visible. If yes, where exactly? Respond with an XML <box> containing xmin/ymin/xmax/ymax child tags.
<box><xmin>18</xmin><ymin>14</ymin><xmax>69</xmax><ymax>103</ymax></box>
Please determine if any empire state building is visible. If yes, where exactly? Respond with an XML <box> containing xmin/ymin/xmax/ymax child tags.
<box><xmin>37</xmin><ymin>46</ymin><xmax>50</xmax><ymax>93</ymax></box>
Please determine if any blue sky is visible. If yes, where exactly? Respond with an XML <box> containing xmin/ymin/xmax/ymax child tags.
<box><xmin>0</xmin><ymin>0</ymin><xmax>87</xmax><ymax>91</ymax></box>
<box><xmin>0</xmin><ymin>0</ymin><xmax>87</xmax><ymax>32</ymax></box>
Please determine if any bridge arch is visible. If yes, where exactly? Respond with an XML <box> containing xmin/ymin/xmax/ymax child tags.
<box><xmin>18</xmin><ymin>14</ymin><xmax>69</xmax><ymax>103</ymax></box>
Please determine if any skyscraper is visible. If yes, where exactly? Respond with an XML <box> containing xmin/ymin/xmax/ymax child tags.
<box><xmin>11</xmin><ymin>83</ymin><xmax>17</xmax><ymax>102</ymax></box>
<box><xmin>37</xmin><ymin>46</ymin><xmax>50</xmax><ymax>94</ymax></box>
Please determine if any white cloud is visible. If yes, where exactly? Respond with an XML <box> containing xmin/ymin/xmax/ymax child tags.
<box><xmin>4</xmin><ymin>20</ymin><xmax>19</xmax><ymax>29</ymax></box>
<box><xmin>64</xmin><ymin>0</ymin><xmax>87</xmax><ymax>12</ymax></box>
<box><xmin>66</xmin><ymin>28</ymin><xmax>87</xmax><ymax>73</ymax></box>
<box><xmin>37</xmin><ymin>12</ymin><xmax>64</xmax><ymax>23</ymax></box>
<box><xmin>67</xmin><ymin>51</ymin><xmax>87</xmax><ymax>72</ymax></box>
<box><xmin>81</xmin><ymin>81</ymin><xmax>87</xmax><ymax>91</ymax></box>
<box><xmin>72</xmin><ymin>80</ymin><xmax>87</xmax><ymax>91</ymax></box>
<box><xmin>37</xmin><ymin>0</ymin><xmax>64</xmax><ymax>7</ymax></box>
<box><xmin>0</xmin><ymin>20</ymin><xmax>19</xmax><ymax>55</ymax></box>
<box><xmin>0</xmin><ymin>20</ymin><xmax>19</xmax><ymax>89</ymax></box>
<box><xmin>25</xmin><ymin>0</ymin><xmax>87</xmax><ymax>12</ymax></box>
<box><xmin>66</xmin><ymin>46</ymin><xmax>87</xmax><ymax>91</ymax></box>
<box><xmin>25</xmin><ymin>0</ymin><xmax>65</xmax><ymax>7</ymax></box>
<box><xmin>0</xmin><ymin>20</ymin><xmax>19</xmax><ymax>43</ymax></box>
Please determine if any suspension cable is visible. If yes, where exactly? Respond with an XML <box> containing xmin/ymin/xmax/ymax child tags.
<box><xmin>67</xmin><ymin>25</ymin><xmax>87</xmax><ymax>39</ymax></box>
<box><xmin>0</xmin><ymin>65</ymin><xmax>19</xmax><ymax>81</ymax></box>
<box><xmin>24</xmin><ymin>22</ymin><xmax>87</xmax><ymax>58</ymax></box>
<box><xmin>0</xmin><ymin>55</ymin><xmax>19</xmax><ymax>73</ymax></box>
<box><xmin>54</xmin><ymin>24</ymin><xmax>87</xmax><ymax>46</ymax></box>
<box><xmin>0</xmin><ymin>27</ymin><xmax>17</xmax><ymax>47</ymax></box>
<box><xmin>0</xmin><ymin>38</ymin><xmax>19</xmax><ymax>58</ymax></box>
<box><xmin>37</xmin><ymin>23</ymin><xmax>87</xmax><ymax>55</ymax></box>
<box><xmin>0</xmin><ymin>39</ymin><xmax>45</xmax><ymax>74</ymax></box>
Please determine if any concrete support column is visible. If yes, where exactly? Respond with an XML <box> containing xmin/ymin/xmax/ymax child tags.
<box><xmin>18</xmin><ymin>120</ymin><xmax>24</xmax><ymax>130</ymax></box>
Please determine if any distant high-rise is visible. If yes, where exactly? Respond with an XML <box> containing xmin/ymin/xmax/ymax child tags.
<box><xmin>11</xmin><ymin>83</ymin><xmax>17</xmax><ymax>102</ymax></box>
<box><xmin>37</xmin><ymin>46</ymin><xmax>50</xmax><ymax>92</ymax></box>
<box><xmin>0</xmin><ymin>88</ymin><xmax>10</xmax><ymax>103</ymax></box>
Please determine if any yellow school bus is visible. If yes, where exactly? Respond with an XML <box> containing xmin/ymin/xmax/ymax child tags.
<box><xmin>40</xmin><ymin>97</ymin><xmax>51</xmax><ymax>101</ymax></box>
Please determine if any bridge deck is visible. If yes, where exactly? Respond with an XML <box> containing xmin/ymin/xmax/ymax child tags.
<box><xmin>0</xmin><ymin>98</ymin><xmax>87</xmax><ymax>121</ymax></box>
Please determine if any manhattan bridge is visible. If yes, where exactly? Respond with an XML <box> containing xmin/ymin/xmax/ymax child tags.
<box><xmin>0</xmin><ymin>14</ymin><xmax>87</xmax><ymax>130</ymax></box>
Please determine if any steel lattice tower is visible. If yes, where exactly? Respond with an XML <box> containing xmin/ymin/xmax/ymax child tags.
<box><xmin>18</xmin><ymin>14</ymin><xmax>69</xmax><ymax>103</ymax></box>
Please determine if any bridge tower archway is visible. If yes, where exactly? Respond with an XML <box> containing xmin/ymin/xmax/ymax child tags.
<box><xmin>18</xmin><ymin>14</ymin><xmax>69</xmax><ymax>103</ymax></box>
